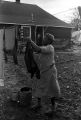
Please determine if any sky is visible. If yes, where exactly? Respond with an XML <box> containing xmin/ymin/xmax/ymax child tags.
<box><xmin>3</xmin><ymin>0</ymin><xmax>81</xmax><ymax>22</ymax></box>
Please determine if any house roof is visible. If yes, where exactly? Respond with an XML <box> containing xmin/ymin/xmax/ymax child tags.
<box><xmin>0</xmin><ymin>1</ymin><xmax>73</xmax><ymax>28</ymax></box>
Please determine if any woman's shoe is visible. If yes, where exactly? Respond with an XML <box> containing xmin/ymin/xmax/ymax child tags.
<box><xmin>54</xmin><ymin>97</ymin><xmax>70</xmax><ymax>103</ymax></box>
<box><xmin>30</xmin><ymin>104</ymin><xmax>42</xmax><ymax>111</ymax></box>
<box><xmin>45</xmin><ymin>110</ymin><xmax>55</xmax><ymax>117</ymax></box>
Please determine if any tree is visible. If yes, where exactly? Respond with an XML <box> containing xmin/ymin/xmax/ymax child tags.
<box><xmin>70</xmin><ymin>8</ymin><xmax>80</xmax><ymax>30</ymax></box>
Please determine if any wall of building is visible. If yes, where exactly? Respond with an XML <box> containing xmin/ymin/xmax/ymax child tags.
<box><xmin>45</xmin><ymin>27</ymin><xmax>72</xmax><ymax>49</ymax></box>
<box><xmin>45</xmin><ymin>27</ymin><xmax>72</xmax><ymax>39</ymax></box>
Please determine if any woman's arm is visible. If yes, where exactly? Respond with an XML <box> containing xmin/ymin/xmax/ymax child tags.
<box><xmin>30</xmin><ymin>40</ymin><xmax>41</xmax><ymax>53</ymax></box>
<box><xmin>28</xmin><ymin>39</ymin><xmax>53</xmax><ymax>54</ymax></box>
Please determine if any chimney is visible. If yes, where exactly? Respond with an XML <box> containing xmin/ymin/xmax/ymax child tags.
<box><xmin>16</xmin><ymin>0</ymin><xmax>20</xmax><ymax>3</ymax></box>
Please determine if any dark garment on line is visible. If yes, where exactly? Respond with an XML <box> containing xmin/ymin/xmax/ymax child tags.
<box><xmin>24</xmin><ymin>41</ymin><xmax>40</xmax><ymax>79</ymax></box>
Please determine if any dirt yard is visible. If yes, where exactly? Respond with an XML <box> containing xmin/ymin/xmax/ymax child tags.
<box><xmin>1</xmin><ymin>47</ymin><xmax>81</xmax><ymax>120</ymax></box>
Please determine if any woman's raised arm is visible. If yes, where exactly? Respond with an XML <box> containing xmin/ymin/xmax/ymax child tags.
<box><xmin>29</xmin><ymin>39</ymin><xmax>41</xmax><ymax>53</ymax></box>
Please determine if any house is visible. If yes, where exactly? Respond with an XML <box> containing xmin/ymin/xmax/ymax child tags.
<box><xmin>0</xmin><ymin>1</ymin><xmax>73</xmax><ymax>47</ymax></box>
<box><xmin>0</xmin><ymin>0</ymin><xmax>73</xmax><ymax>82</ymax></box>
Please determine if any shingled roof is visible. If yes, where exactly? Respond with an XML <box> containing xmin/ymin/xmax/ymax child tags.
<box><xmin>0</xmin><ymin>1</ymin><xmax>72</xmax><ymax>28</ymax></box>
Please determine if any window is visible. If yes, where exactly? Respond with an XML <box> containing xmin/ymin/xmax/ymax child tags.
<box><xmin>20</xmin><ymin>26</ymin><xmax>31</xmax><ymax>39</ymax></box>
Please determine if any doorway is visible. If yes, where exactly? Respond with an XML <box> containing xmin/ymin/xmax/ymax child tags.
<box><xmin>36</xmin><ymin>27</ymin><xmax>43</xmax><ymax>46</ymax></box>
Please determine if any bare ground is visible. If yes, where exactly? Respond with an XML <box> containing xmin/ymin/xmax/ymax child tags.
<box><xmin>1</xmin><ymin>49</ymin><xmax>81</xmax><ymax>120</ymax></box>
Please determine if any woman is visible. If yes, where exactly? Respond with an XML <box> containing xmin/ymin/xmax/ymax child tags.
<box><xmin>29</xmin><ymin>33</ymin><xmax>61</xmax><ymax>114</ymax></box>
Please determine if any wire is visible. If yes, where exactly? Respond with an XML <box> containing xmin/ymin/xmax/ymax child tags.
<box><xmin>54</xmin><ymin>7</ymin><xmax>77</xmax><ymax>15</ymax></box>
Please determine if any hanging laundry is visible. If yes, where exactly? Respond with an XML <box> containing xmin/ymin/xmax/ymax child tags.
<box><xmin>24</xmin><ymin>40</ymin><xmax>40</xmax><ymax>79</ymax></box>
<box><xmin>5</xmin><ymin>27</ymin><xmax>15</xmax><ymax>50</ymax></box>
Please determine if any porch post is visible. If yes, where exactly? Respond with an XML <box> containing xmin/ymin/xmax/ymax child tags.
<box><xmin>35</xmin><ymin>26</ymin><xmax>37</xmax><ymax>43</ymax></box>
<box><xmin>43</xmin><ymin>27</ymin><xmax>45</xmax><ymax>40</ymax></box>
<box><xmin>3</xmin><ymin>27</ymin><xmax>7</xmax><ymax>63</ymax></box>
<box><xmin>13</xmin><ymin>26</ymin><xmax>18</xmax><ymax>65</ymax></box>
<box><xmin>0</xmin><ymin>28</ymin><xmax>5</xmax><ymax>86</ymax></box>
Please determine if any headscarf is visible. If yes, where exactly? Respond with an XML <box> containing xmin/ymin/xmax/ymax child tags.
<box><xmin>45</xmin><ymin>33</ymin><xmax>55</xmax><ymax>45</ymax></box>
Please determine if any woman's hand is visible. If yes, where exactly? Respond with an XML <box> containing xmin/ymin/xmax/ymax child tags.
<box><xmin>31</xmin><ymin>40</ymin><xmax>41</xmax><ymax>53</ymax></box>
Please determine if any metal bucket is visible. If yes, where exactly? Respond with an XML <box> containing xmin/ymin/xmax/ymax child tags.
<box><xmin>17</xmin><ymin>87</ymin><xmax>32</xmax><ymax>107</ymax></box>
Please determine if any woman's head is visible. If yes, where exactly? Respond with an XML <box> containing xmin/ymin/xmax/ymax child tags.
<box><xmin>43</xmin><ymin>33</ymin><xmax>55</xmax><ymax>46</ymax></box>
